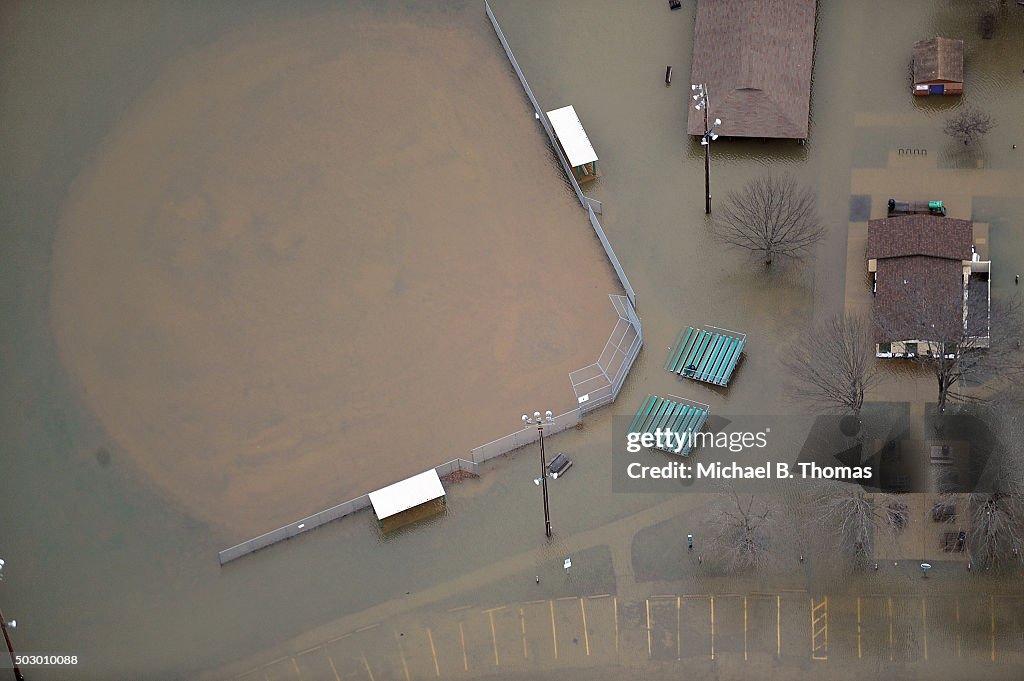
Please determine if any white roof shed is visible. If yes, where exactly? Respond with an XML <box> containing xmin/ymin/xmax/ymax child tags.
<box><xmin>546</xmin><ymin>105</ymin><xmax>598</xmax><ymax>168</ymax></box>
<box><xmin>368</xmin><ymin>469</ymin><xmax>446</xmax><ymax>521</ymax></box>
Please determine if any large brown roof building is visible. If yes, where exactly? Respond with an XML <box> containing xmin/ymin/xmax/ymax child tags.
<box><xmin>866</xmin><ymin>215</ymin><xmax>990</xmax><ymax>358</ymax></box>
<box><xmin>687</xmin><ymin>0</ymin><xmax>816</xmax><ymax>140</ymax></box>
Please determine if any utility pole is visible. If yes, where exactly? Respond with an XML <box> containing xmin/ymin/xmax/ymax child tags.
<box><xmin>691</xmin><ymin>83</ymin><xmax>721</xmax><ymax>215</ymax></box>
<box><xmin>0</xmin><ymin>607</ymin><xmax>24</xmax><ymax>681</ymax></box>
<box><xmin>524</xmin><ymin>411</ymin><xmax>555</xmax><ymax>537</ymax></box>
<box><xmin>0</xmin><ymin>559</ymin><xmax>25</xmax><ymax>681</ymax></box>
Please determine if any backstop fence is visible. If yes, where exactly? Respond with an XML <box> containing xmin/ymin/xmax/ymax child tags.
<box><xmin>570</xmin><ymin>294</ymin><xmax>643</xmax><ymax>415</ymax></box>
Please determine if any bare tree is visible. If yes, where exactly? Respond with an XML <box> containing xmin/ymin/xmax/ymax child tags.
<box><xmin>814</xmin><ymin>483</ymin><xmax>906</xmax><ymax>569</ymax></box>
<box><xmin>784</xmin><ymin>313</ymin><xmax>882</xmax><ymax>418</ymax></box>
<box><xmin>965</xmin><ymin>491</ymin><xmax>1024</xmax><ymax>571</ymax></box>
<box><xmin>944</xmin><ymin>106</ymin><xmax>996</xmax><ymax>145</ymax></box>
<box><xmin>712</xmin><ymin>173</ymin><xmax>825</xmax><ymax>267</ymax></box>
<box><xmin>706</xmin><ymin>488</ymin><xmax>773</xmax><ymax>572</ymax></box>
<box><xmin>875</xmin><ymin>289</ymin><xmax>1024</xmax><ymax>414</ymax></box>
<box><xmin>957</xmin><ymin>404</ymin><xmax>1024</xmax><ymax>571</ymax></box>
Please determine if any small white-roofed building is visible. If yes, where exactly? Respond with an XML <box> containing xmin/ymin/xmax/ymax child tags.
<box><xmin>368</xmin><ymin>469</ymin><xmax>447</xmax><ymax>530</ymax></box>
<box><xmin>546</xmin><ymin>105</ymin><xmax>600</xmax><ymax>183</ymax></box>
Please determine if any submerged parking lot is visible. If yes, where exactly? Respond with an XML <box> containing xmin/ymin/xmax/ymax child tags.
<box><xmin>232</xmin><ymin>589</ymin><xmax>1024</xmax><ymax>680</ymax></box>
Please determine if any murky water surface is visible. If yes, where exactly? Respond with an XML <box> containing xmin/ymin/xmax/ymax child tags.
<box><xmin>1</xmin><ymin>1</ymin><xmax>1023</xmax><ymax>679</ymax></box>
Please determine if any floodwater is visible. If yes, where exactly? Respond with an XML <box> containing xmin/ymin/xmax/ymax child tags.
<box><xmin>46</xmin><ymin>2</ymin><xmax>618</xmax><ymax>536</ymax></box>
<box><xmin>1</xmin><ymin>1</ymin><xmax>1023</xmax><ymax>680</ymax></box>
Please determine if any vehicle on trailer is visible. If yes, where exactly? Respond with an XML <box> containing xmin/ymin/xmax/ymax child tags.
<box><xmin>887</xmin><ymin>198</ymin><xmax>946</xmax><ymax>216</ymax></box>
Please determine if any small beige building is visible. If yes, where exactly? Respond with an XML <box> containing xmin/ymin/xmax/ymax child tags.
<box><xmin>912</xmin><ymin>37</ymin><xmax>964</xmax><ymax>96</ymax></box>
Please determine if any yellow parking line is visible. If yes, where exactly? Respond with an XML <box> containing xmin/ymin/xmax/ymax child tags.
<box><xmin>396</xmin><ymin>635</ymin><xmax>411</xmax><ymax>681</ymax></box>
<box><xmin>550</xmin><ymin>600</ymin><xmax>559</xmax><ymax>659</ymax></box>
<box><xmin>361</xmin><ymin>654</ymin><xmax>376</xmax><ymax>681</ymax></box>
<box><xmin>776</xmin><ymin>594</ymin><xmax>781</xmax><ymax>658</ymax></box>
<box><xmin>955</xmin><ymin>599</ymin><xmax>962</xmax><ymax>658</ymax></box>
<box><xmin>991</xmin><ymin>595</ymin><xmax>996</xmax><ymax>662</ymax></box>
<box><xmin>646</xmin><ymin>598</ymin><xmax>652</xmax><ymax>658</ymax></box>
<box><xmin>589</xmin><ymin>593</ymin><xmax>611</xmax><ymax>599</ymax></box>
<box><xmin>856</xmin><ymin>597</ymin><xmax>862</xmax><ymax>659</ymax></box>
<box><xmin>922</xmin><ymin>597</ymin><xmax>928</xmax><ymax>662</ymax></box>
<box><xmin>262</xmin><ymin>656</ymin><xmax>289</xmax><ymax>669</ymax></box>
<box><xmin>483</xmin><ymin>605</ymin><xmax>507</xmax><ymax>614</ymax></box>
<box><xmin>326</xmin><ymin>654</ymin><xmax>342</xmax><ymax>681</ymax></box>
<box><xmin>426</xmin><ymin>628</ymin><xmax>440</xmax><ymax>678</ymax></box>
<box><xmin>677</xmin><ymin>596</ymin><xmax>681</xmax><ymax>660</ymax></box>
<box><xmin>614</xmin><ymin>597</ymin><xmax>619</xmax><ymax>654</ymax></box>
<box><xmin>448</xmin><ymin>605</ymin><xmax>472</xmax><ymax>613</ymax></box>
<box><xmin>744</xmin><ymin>596</ymin><xmax>748</xmax><ymax>662</ymax></box>
<box><xmin>459</xmin><ymin>622</ymin><xmax>469</xmax><ymax>671</ymax></box>
<box><xmin>710</xmin><ymin>596</ymin><xmax>716</xmax><ymax>660</ymax></box>
<box><xmin>556</xmin><ymin>596</ymin><xmax>577</xmax><ymax>601</ymax></box>
<box><xmin>355</xmin><ymin>624</ymin><xmax>379</xmax><ymax>634</ymax></box>
<box><xmin>325</xmin><ymin>631</ymin><xmax>355</xmax><ymax>646</ymax></box>
<box><xmin>579</xmin><ymin>598</ymin><xmax>591</xmax><ymax>656</ymax></box>
<box><xmin>888</xmin><ymin>596</ymin><xmax>894</xmax><ymax>661</ymax></box>
<box><xmin>292</xmin><ymin>657</ymin><xmax>302</xmax><ymax>680</ymax></box>
<box><xmin>488</xmin><ymin>609</ymin><xmax>500</xmax><ymax>666</ymax></box>
<box><xmin>520</xmin><ymin>608</ymin><xmax>529</xmax><ymax>659</ymax></box>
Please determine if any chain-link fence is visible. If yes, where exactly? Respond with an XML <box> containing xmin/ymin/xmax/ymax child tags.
<box><xmin>217</xmin><ymin>458</ymin><xmax>478</xmax><ymax>565</ymax></box>
<box><xmin>484</xmin><ymin>0</ymin><xmax>635</xmax><ymax>310</ymax></box>
<box><xmin>570</xmin><ymin>294</ymin><xmax>643</xmax><ymax>414</ymax></box>
<box><xmin>470</xmin><ymin>410</ymin><xmax>580</xmax><ymax>464</ymax></box>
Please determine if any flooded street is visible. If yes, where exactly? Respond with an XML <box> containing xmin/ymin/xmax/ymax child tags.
<box><xmin>1</xmin><ymin>1</ymin><xmax>1023</xmax><ymax>680</ymax></box>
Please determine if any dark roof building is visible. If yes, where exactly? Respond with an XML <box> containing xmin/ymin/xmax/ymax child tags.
<box><xmin>867</xmin><ymin>216</ymin><xmax>973</xmax><ymax>347</ymax></box>
<box><xmin>686</xmin><ymin>0</ymin><xmax>816</xmax><ymax>140</ymax></box>
<box><xmin>912</xmin><ymin>37</ymin><xmax>964</xmax><ymax>96</ymax></box>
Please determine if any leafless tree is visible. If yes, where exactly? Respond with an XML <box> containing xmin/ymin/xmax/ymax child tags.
<box><xmin>875</xmin><ymin>289</ymin><xmax>1024</xmax><ymax>414</ymax></box>
<box><xmin>712</xmin><ymin>173</ymin><xmax>825</xmax><ymax>267</ymax></box>
<box><xmin>814</xmin><ymin>482</ymin><xmax>906</xmax><ymax>569</ymax></box>
<box><xmin>965</xmin><ymin>491</ymin><xmax>1024</xmax><ymax>571</ymax></box>
<box><xmin>706</xmin><ymin>487</ymin><xmax>773</xmax><ymax>572</ymax></box>
<box><xmin>944</xmin><ymin>106</ymin><xmax>996</xmax><ymax>145</ymax></box>
<box><xmin>955</xmin><ymin>405</ymin><xmax>1024</xmax><ymax>571</ymax></box>
<box><xmin>784</xmin><ymin>313</ymin><xmax>882</xmax><ymax>418</ymax></box>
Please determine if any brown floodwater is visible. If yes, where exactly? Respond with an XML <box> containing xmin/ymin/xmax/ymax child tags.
<box><xmin>47</xmin><ymin>4</ymin><xmax>618</xmax><ymax>536</ymax></box>
<box><xmin>2</xmin><ymin>1</ymin><xmax>1023</xmax><ymax>680</ymax></box>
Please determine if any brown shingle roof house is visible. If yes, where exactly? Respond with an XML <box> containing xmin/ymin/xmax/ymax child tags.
<box><xmin>912</xmin><ymin>37</ymin><xmax>964</xmax><ymax>96</ymax></box>
<box><xmin>687</xmin><ymin>0</ymin><xmax>816</xmax><ymax>140</ymax></box>
<box><xmin>867</xmin><ymin>216</ymin><xmax>972</xmax><ymax>349</ymax></box>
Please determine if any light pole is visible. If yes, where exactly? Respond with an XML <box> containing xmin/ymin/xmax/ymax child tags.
<box><xmin>523</xmin><ymin>410</ymin><xmax>555</xmax><ymax>538</ymax></box>
<box><xmin>0</xmin><ymin>559</ymin><xmax>25</xmax><ymax>681</ymax></box>
<box><xmin>691</xmin><ymin>83</ymin><xmax>721</xmax><ymax>215</ymax></box>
